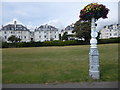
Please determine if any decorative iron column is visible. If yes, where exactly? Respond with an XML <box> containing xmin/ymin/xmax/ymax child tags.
<box><xmin>89</xmin><ymin>17</ymin><xmax>100</xmax><ymax>79</ymax></box>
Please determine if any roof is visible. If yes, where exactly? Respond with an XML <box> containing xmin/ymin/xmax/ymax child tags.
<box><xmin>65</xmin><ymin>24</ymin><xmax>74</xmax><ymax>31</ymax></box>
<box><xmin>1</xmin><ymin>21</ymin><xmax>29</xmax><ymax>31</ymax></box>
<box><xmin>104</xmin><ymin>24</ymin><xmax>120</xmax><ymax>29</ymax></box>
<box><xmin>35</xmin><ymin>24</ymin><xmax>58</xmax><ymax>31</ymax></box>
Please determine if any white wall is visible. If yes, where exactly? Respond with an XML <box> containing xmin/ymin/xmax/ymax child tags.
<box><xmin>100</xmin><ymin>25</ymin><xmax>120</xmax><ymax>39</ymax></box>
<box><xmin>34</xmin><ymin>30</ymin><xmax>59</xmax><ymax>42</ymax></box>
<box><xmin>0</xmin><ymin>30</ymin><xmax>31</xmax><ymax>42</ymax></box>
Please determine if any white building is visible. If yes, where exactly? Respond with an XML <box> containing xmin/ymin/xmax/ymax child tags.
<box><xmin>61</xmin><ymin>24</ymin><xmax>81</xmax><ymax>40</ymax></box>
<box><xmin>34</xmin><ymin>24</ymin><xmax>59</xmax><ymax>42</ymax></box>
<box><xmin>60</xmin><ymin>24</ymin><xmax>75</xmax><ymax>40</ymax></box>
<box><xmin>0</xmin><ymin>20</ymin><xmax>60</xmax><ymax>42</ymax></box>
<box><xmin>0</xmin><ymin>21</ymin><xmax>31</xmax><ymax>42</ymax></box>
<box><xmin>100</xmin><ymin>24</ymin><xmax>120</xmax><ymax>39</ymax></box>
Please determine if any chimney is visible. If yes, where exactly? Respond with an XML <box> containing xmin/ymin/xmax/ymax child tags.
<box><xmin>14</xmin><ymin>20</ymin><xmax>17</xmax><ymax>30</ymax></box>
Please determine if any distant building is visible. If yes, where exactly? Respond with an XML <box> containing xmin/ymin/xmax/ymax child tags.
<box><xmin>0</xmin><ymin>20</ymin><xmax>60</xmax><ymax>42</ymax></box>
<box><xmin>34</xmin><ymin>24</ymin><xmax>59</xmax><ymax>42</ymax></box>
<box><xmin>62</xmin><ymin>24</ymin><xmax>81</xmax><ymax>40</ymax></box>
<box><xmin>0</xmin><ymin>21</ymin><xmax>31</xmax><ymax>42</ymax></box>
<box><xmin>61</xmin><ymin>24</ymin><xmax>75</xmax><ymax>40</ymax></box>
<box><xmin>100</xmin><ymin>24</ymin><xmax>120</xmax><ymax>39</ymax></box>
<box><xmin>64</xmin><ymin>24</ymin><xmax>75</xmax><ymax>40</ymax></box>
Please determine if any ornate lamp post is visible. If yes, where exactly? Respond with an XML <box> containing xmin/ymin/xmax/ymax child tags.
<box><xmin>80</xmin><ymin>3</ymin><xmax>109</xmax><ymax>79</ymax></box>
<box><xmin>89</xmin><ymin>17</ymin><xmax>99</xmax><ymax>79</ymax></box>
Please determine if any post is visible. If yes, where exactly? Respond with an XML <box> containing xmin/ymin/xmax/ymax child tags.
<box><xmin>89</xmin><ymin>17</ymin><xmax>100</xmax><ymax>79</ymax></box>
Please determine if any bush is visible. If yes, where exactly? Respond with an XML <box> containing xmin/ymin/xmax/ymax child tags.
<box><xmin>2</xmin><ymin>42</ymin><xmax>9</xmax><ymax>48</ymax></box>
<box><xmin>2</xmin><ymin>38</ymin><xmax>119</xmax><ymax>48</ymax></box>
<box><xmin>98</xmin><ymin>37</ymin><xmax>120</xmax><ymax>44</ymax></box>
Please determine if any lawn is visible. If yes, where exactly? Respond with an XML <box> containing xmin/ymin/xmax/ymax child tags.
<box><xmin>2</xmin><ymin>43</ymin><xmax>119</xmax><ymax>84</ymax></box>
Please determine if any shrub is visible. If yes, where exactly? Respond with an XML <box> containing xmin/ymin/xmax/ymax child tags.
<box><xmin>2</xmin><ymin>38</ymin><xmax>119</xmax><ymax>48</ymax></box>
<box><xmin>98</xmin><ymin>37</ymin><xmax>120</xmax><ymax>44</ymax></box>
<box><xmin>2</xmin><ymin>42</ymin><xmax>9</xmax><ymax>48</ymax></box>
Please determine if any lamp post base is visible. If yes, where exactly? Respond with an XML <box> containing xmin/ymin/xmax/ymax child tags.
<box><xmin>89</xmin><ymin>48</ymin><xmax>100</xmax><ymax>79</ymax></box>
<box><xmin>89</xmin><ymin>70</ymin><xmax>100</xmax><ymax>80</ymax></box>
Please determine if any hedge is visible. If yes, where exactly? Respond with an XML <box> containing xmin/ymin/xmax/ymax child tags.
<box><xmin>98</xmin><ymin>37</ymin><xmax>120</xmax><ymax>44</ymax></box>
<box><xmin>1</xmin><ymin>37</ymin><xmax>120</xmax><ymax>48</ymax></box>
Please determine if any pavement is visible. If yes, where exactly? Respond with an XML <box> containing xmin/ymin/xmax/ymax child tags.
<box><xmin>2</xmin><ymin>82</ymin><xmax>119</xmax><ymax>88</ymax></box>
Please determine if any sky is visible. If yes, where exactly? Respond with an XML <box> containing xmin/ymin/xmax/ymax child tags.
<box><xmin>0</xmin><ymin>0</ymin><xmax>119</xmax><ymax>31</ymax></box>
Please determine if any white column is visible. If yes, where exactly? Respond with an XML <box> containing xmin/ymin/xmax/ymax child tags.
<box><xmin>90</xmin><ymin>18</ymin><xmax>98</xmax><ymax>48</ymax></box>
<box><xmin>89</xmin><ymin>18</ymin><xmax>100</xmax><ymax>79</ymax></box>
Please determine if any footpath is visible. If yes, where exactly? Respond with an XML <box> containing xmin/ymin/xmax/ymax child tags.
<box><xmin>2</xmin><ymin>82</ymin><xmax>119</xmax><ymax>88</ymax></box>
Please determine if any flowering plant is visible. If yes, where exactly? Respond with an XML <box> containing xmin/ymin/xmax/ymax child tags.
<box><xmin>80</xmin><ymin>3</ymin><xmax>109</xmax><ymax>21</ymax></box>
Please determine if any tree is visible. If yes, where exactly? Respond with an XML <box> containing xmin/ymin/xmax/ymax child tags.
<box><xmin>8</xmin><ymin>35</ymin><xmax>21</xmax><ymax>43</ymax></box>
<box><xmin>72</xmin><ymin>20</ymin><xmax>91</xmax><ymax>42</ymax></box>
<box><xmin>59</xmin><ymin>34</ymin><xmax>62</xmax><ymax>40</ymax></box>
<box><xmin>61</xmin><ymin>32</ymin><xmax>68</xmax><ymax>41</ymax></box>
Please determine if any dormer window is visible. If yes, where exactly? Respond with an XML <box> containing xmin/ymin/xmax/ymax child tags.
<box><xmin>4</xmin><ymin>31</ymin><xmax>7</xmax><ymax>34</ymax></box>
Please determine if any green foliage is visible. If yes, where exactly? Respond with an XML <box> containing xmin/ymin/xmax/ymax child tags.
<box><xmin>2</xmin><ymin>38</ymin><xmax>119</xmax><ymax>48</ymax></box>
<box><xmin>59</xmin><ymin>34</ymin><xmax>62</xmax><ymax>40</ymax></box>
<box><xmin>98</xmin><ymin>37</ymin><xmax>120</xmax><ymax>44</ymax></box>
<box><xmin>73</xmin><ymin>20</ymin><xmax>91</xmax><ymax>42</ymax></box>
<box><xmin>2</xmin><ymin>42</ymin><xmax>9</xmax><ymax>48</ymax></box>
<box><xmin>8</xmin><ymin>35</ymin><xmax>21</xmax><ymax>43</ymax></box>
<box><xmin>61</xmin><ymin>32</ymin><xmax>68</xmax><ymax>40</ymax></box>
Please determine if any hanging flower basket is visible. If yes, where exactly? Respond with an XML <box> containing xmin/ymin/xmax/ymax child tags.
<box><xmin>80</xmin><ymin>3</ymin><xmax>109</xmax><ymax>21</ymax></box>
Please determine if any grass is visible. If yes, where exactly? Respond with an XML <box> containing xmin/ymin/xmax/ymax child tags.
<box><xmin>2</xmin><ymin>43</ymin><xmax>119</xmax><ymax>84</ymax></box>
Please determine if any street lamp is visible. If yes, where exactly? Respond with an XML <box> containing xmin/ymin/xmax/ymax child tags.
<box><xmin>89</xmin><ymin>17</ymin><xmax>99</xmax><ymax>79</ymax></box>
<box><xmin>79</xmin><ymin>3</ymin><xmax>109</xmax><ymax>79</ymax></box>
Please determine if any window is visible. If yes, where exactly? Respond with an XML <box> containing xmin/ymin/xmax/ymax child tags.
<box><xmin>39</xmin><ymin>36</ymin><xmax>41</xmax><ymax>38</ymax></box>
<box><xmin>114</xmin><ymin>33</ymin><xmax>117</xmax><ymax>36</ymax></box>
<box><xmin>44</xmin><ymin>35</ymin><xmax>46</xmax><ymax>38</ymax></box>
<box><xmin>24</xmin><ymin>36</ymin><xmax>26</xmax><ymax>39</ymax></box>
<box><xmin>9</xmin><ymin>27</ymin><xmax>11</xmax><ymax>30</ymax></box>
<box><xmin>4</xmin><ymin>27</ymin><xmax>7</xmax><ymax>30</ymax></box>
<box><xmin>11</xmin><ymin>31</ymin><xmax>12</xmax><ymax>34</ymax></box>
<box><xmin>4</xmin><ymin>31</ymin><xmax>7</xmax><ymax>34</ymax></box>
<box><xmin>110</xmin><ymin>33</ymin><xmax>112</xmax><ymax>36</ymax></box>
<box><xmin>106</xmin><ymin>29</ymin><xmax>109</xmax><ymax>32</ymax></box>
<box><xmin>106</xmin><ymin>33</ymin><xmax>109</xmax><ymax>35</ymax></box>
<box><xmin>12</xmin><ymin>28</ymin><xmax>14</xmax><ymax>30</ymax></box>
<box><xmin>55</xmin><ymin>35</ymin><xmax>56</xmax><ymax>38</ymax></box>
<box><xmin>24</xmin><ymin>28</ymin><xmax>26</xmax><ymax>30</ymax></box>
<box><xmin>4</xmin><ymin>36</ymin><xmax>7</xmax><ymax>39</ymax></box>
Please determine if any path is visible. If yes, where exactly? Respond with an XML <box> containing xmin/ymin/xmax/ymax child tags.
<box><xmin>2</xmin><ymin>82</ymin><xmax>118</xmax><ymax>88</ymax></box>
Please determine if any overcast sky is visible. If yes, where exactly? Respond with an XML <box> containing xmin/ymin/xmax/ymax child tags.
<box><xmin>0</xmin><ymin>0</ymin><xmax>119</xmax><ymax>31</ymax></box>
